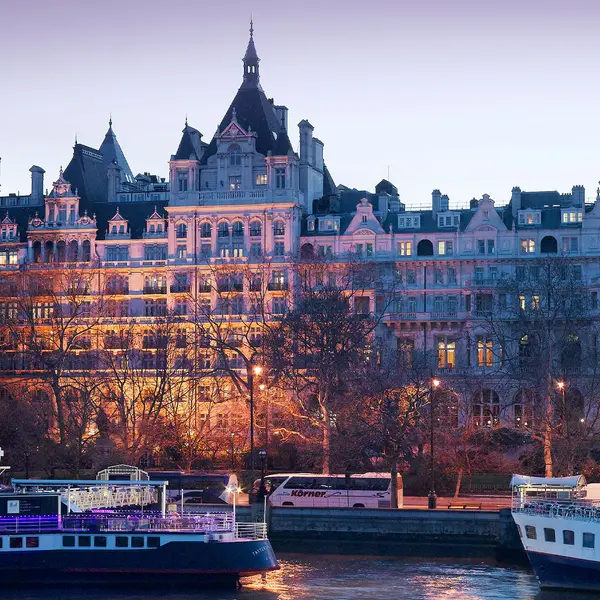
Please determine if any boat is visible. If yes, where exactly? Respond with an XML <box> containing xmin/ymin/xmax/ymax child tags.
<box><xmin>511</xmin><ymin>473</ymin><xmax>600</xmax><ymax>592</ymax></box>
<box><xmin>0</xmin><ymin>474</ymin><xmax>279</xmax><ymax>587</ymax></box>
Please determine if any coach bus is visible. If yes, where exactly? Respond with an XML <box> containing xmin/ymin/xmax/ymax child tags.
<box><xmin>265</xmin><ymin>473</ymin><xmax>402</xmax><ymax>508</ymax></box>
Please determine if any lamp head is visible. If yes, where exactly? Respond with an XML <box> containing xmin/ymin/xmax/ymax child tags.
<box><xmin>432</xmin><ymin>378</ymin><xmax>441</xmax><ymax>388</ymax></box>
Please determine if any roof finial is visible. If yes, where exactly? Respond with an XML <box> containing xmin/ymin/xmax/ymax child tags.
<box><xmin>232</xmin><ymin>107</ymin><xmax>237</xmax><ymax>122</ymax></box>
<box><xmin>109</xmin><ymin>114</ymin><xmax>112</xmax><ymax>128</ymax></box>
<box><xmin>185</xmin><ymin>114</ymin><xmax>188</xmax><ymax>127</ymax></box>
<box><xmin>75</xmin><ymin>133</ymin><xmax>77</xmax><ymax>145</ymax></box>
<box><xmin>250</xmin><ymin>15</ymin><xmax>254</xmax><ymax>39</ymax></box>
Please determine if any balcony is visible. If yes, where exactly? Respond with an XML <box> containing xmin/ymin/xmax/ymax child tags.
<box><xmin>268</xmin><ymin>282</ymin><xmax>288</xmax><ymax>291</ymax></box>
<box><xmin>170</xmin><ymin>284</ymin><xmax>190</xmax><ymax>293</ymax></box>
<box><xmin>464</xmin><ymin>279</ymin><xmax>500</xmax><ymax>288</ymax></box>
<box><xmin>143</xmin><ymin>286</ymin><xmax>167</xmax><ymax>295</ymax></box>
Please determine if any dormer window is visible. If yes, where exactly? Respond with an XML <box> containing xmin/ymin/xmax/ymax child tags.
<box><xmin>437</xmin><ymin>214</ymin><xmax>459</xmax><ymax>227</ymax></box>
<box><xmin>307</xmin><ymin>219</ymin><xmax>315</xmax><ymax>232</ymax></box>
<box><xmin>398</xmin><ymin>215</ymin><xmax>421</xmax><ymax>229</ymax></box>
<box><xmin>112</xmin><ymin>225</ymin><xmax>117</xmax><ymax>234</ymax></box>
<box><xmin>518</xmin><ymin>210</ymin><xmax>541</xmax><ymax>226</ymax></box>
<box><xmin>561</xmin><ymin>209</ymin><xmax>583</xmax><ymax>224</ymax></box>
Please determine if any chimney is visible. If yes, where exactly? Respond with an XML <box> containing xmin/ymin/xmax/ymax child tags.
<box><xmin>298</xmin><ymin>120</ymin><xmax>314</xmax><ymax>165</ymax></box>
<box><xmin>432</xmin><ymin>189</ymin><xmax>442</xmax><ymax>217</ymax></box>
<box><xmin>29</xmin><ymin>165</ymin><xmax>45</xmax><ymax>202</ymax></box>
<box><xmin>440</xmin><ymin>194</ymin><xmax>449</xmax><ymax>211</ymax></box>
<box><xmin>511</xmin><ymin>186</ymin><xmax>522</xmax><ymax>218</ymax></box>
<box><xmin>572</xmin><ymin>185</ymin><xmax>585</xmax><ymax>208</ymax></box>
<box><xmin>273</xmin><ymin>105</ymin><xmax>288</xmax><ymax>132</ymax></box>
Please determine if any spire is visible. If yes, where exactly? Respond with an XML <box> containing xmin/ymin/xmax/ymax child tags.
<box><xmin>99</xmin><ymin>119</ymin><xmax>134</xmax><ymax>184</ymax></box>
<box><xmin>109</xmin><ymin>114</ymin><xmax>113</xmax><ymax>129</ymax></box>
<box><xmin>242</xmin><ymin>18</ymin><xmax>260</xmax><ymax>88</ymax></box>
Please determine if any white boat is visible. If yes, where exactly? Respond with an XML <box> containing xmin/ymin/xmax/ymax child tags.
<box><xmin>511</xmin><ymin>473</ymin><xmax>600</xmax><ymax>592</ymax></box>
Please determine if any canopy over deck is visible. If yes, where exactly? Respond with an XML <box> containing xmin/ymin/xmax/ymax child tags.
<box><xmin>510</xmin><ymin>474</ymin><xmax>586</xmax><ymax>488</ymax></box>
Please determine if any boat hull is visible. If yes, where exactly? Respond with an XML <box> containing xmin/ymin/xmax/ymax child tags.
<box><xmin>528</xmin><ymin>550</ymin><xmax>600</xmax><ymax>592</ymax></box>
<box><xmin>0</xmin><ymin>539</ymin><xmax>279</xmax><ymax>587</ymax></box>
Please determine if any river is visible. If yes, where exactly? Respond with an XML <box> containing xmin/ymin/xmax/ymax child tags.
<box><xmin>0</xmin><ymin>554</ymin><xmax>596</xmax><ymax>600</ymax></box>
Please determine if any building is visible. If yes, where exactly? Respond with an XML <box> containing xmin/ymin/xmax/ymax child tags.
<box><xmin>0</xmin><ymin>25</ymin><xmax>599</xmax><ymax>458</ymax></box>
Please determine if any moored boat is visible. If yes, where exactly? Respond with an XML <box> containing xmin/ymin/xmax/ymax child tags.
<box><xmin>511</xmin><ymin>474</ymin><xmax>600</xmax><ymax>592</ymax></box>
<box><xmin>0</xmin><ymin>476</ymin><xmax>278</xmax><ymax>588</ymax></box>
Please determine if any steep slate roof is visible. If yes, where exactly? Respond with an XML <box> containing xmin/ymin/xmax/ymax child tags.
<box><xmin>200</xmin><ymin>29</ymin><xmax>292</xmax><ymax>164</ymax></box>
<box><xmin>63</xmin><ymin>144</ymin><xmax>108</xmax><ymax>208</ymax></box>
<box><xmin>99</xmin><ymin>121</ymin><xmax>134</xmax><ymax>183</ymax></box>
<box><xmin>174</xmin><ymin>124</ymin><xmax>206</xmax><ymax>160</ymax></box>
<box><xmin>93</xmin><ymin>201</ymin><xmax>169</xmax><ymax>241</ymax></box>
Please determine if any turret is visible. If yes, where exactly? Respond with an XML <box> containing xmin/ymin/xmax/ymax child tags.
<box><xmin>242</xmin><ymin>20</ymin><xmax>260</xmax><ymax>88</ymax></box>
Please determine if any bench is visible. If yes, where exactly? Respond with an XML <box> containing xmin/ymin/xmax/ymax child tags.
<box><xmin>447</xmin><ymin>503</ymin><xmax>482</xmax><ymax>510</ymax></box>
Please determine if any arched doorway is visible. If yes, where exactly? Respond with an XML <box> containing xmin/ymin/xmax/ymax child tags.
<box><xmin>417</xmin><ymin>239</ymin><xmax>433</xmax><ymax>256</ymax></box>
<box><xmin>541</xmin><ymin>235</ymin><xmax>557</xmax><ymax>254</ymax></box>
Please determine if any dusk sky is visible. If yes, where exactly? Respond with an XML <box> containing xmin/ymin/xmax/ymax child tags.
<box><xmin>1</xmin><ymin>0</ymin><xmax>600</xmax><ymax>207</ymax></box>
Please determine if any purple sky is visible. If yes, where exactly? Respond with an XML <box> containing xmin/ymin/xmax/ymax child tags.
<box><xmin>1</xmin><ymin>0</ymin><xmax>600</xmax><ymax>207</ymax></box>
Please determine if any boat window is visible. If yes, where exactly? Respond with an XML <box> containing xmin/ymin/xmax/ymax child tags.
<box><xmin>10</xmin><ymin>537</ymin><xmax>23</xmax><ymax>549</ymax></box>
<box><xmin>583</xmin><ymin>533</ymin><xmax>595</xmax><ymax>549</ymax></box>
<box><xmin>26</xmin><ymin>537</ymin><xmax>39</xmax><ymax>548</ymax></box>
<box><xmin>62</xmin><ymin>536</ymin><xmax>75</xmax><ymax>547</ymax></box>
<box><xmin>132</xmin><ymin>536</ymin><xmax>144</xmax><ymax>548</ymax></box>
<box><xmin>78</xmin><ymin>536</ymin><xmax>91</xmax><ymax>547</ymax></box>
<box><xmin>525</xmin><ymin>526</ymin><xmax>537</xmax><ymax>540</ymax></box>
<box><xmin>115</xmin><ymin>536</ymin><xmax>129</xmax><ymax>548</ymax></box>
<box><xmin>147</xmin><ymin>536</ymin><xmax>160</xmax><ymax>548</ymax></box>
<box><xmin>0</xmin><ymin>538</ymin><xmax>3</xmax><ymax>548</ymax></box>
<box><xmin>543</xmin><ymin>528</ymin><xmax>556</xmax><ymax>543</ymax></box>
<box><xmin>94</xmin><ymin>536</ymin><xmax>107</xmax><ymax>547</ymax></box>
<box><xmin>563</xmin><ymin>530</ymin><xmax>575</xmax><ymax>545</ymax></box>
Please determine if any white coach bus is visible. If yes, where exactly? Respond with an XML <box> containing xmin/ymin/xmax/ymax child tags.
<box><xmin>266</xmin><ymin>473</ymin><xmax>402</xmax><ymax>508</ymax></box>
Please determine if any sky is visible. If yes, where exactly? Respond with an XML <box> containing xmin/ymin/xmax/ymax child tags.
<box><xmin>1</xmin><ymin>0</ymin><xmax>600</xmax><ymax>208</ymax></box>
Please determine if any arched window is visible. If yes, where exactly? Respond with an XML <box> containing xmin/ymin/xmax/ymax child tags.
<box><xmin>514</xmin><ymin>389</ymin><xmax>537</xmax><ymax>428</ymax></box>
<box><xmin>68</xmin><ymin>241</ymin><xmax>78</xmax><ymax>262</ymax></box>
<box><xmin>541</xmin><ymin>235</ymin><xmax>558</xmax><ymax>254</ymax></box>
<box><xmin>32</xmin><ymin>241</ymin><xmax>42</xmax><ymax>263</ymax></box>
<box><xmin>44</xmin><ymin>241</ymin><xmax>54</xmax><ymax>263</ymax></box>
<box><xmin>176</xmin><ymin>223</ymin><xmax>187</xmax><ymax>239</ymax></box>
<box><xmin>437</xmin><ymin>391</ymin><xmax>460</xmax><ymax>428</ymax></box>
<box><xmin>218</xmin><ymin>222</ymin><xmax>230</xmax><ymax>238</ymax></box>
<box><xmin>232</xmin><ymin>221</ymin><xmax>244</xmax><ymax>237</ymax></box>
<box><xmin>229</xmin><ymin>144</ymin><xmax>242</xmax><ymax>167</ymax></box>
<box><xmin>471</xmin><ymin>389</ymin><xmax>500</xmax><ymax>427</ymax></box>
<box><xmin>249</xmin><ymin>221</ymin><xmax>262</xmax><ymax>237</ymax></box>
<box><xmin>200</xmin><ymin>222</ymin><xmax>212</xmax><ymax>238</ymax></box>
<box><xmin>273</xmin><ymin>220</ymin><xmax>285</xmax><ymax>236</ymax></box>
<box><xmin>56</xmin><ymin>240</ymin><xmax>66</xmax><ymax>262</ymax></box>
<box><xmin>301</xmin><ymin>243</ymin><xmax>314</xmax><ymax>259</ymax></box>
<box><xmin>81</xmin><ymin>240</ymin><xmax>91</xmax><ymax>262</ymax></box>
<box><xmin>417</xmin><ymin>239</ymin><xmax>433</xmax><ymax>256</ymax></box>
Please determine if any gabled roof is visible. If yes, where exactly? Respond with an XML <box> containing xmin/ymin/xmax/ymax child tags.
<box><xmin>99</xmin><ymin>120</ymin><xmax>134</xmax><ymax>183</ymax></box>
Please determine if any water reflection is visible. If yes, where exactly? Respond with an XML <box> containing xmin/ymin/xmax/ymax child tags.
<box><xmin>2</xmin><ymin>555</ymin><xmax>598</xmax><ymax>600</ymax></box>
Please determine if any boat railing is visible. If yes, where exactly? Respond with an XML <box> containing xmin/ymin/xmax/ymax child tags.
<box><xmin>0</xmin><ymin>512</ymin><xmax>236</xmax><ymax>534</ymax></box>
<box><xmin>235</xmin><ymin>522</ymin><xmax>268</xmax><ymax>540</ymax></box>
<box><xmin>513</xmin><ymin>497</ymin><xmax>600</xmax><ymax>523</ymax></box>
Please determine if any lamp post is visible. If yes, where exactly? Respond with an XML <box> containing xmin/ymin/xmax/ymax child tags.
<box><xmin>428</xmin><ymin>378</ymin><xmax>441</xmax><ymax>510</ymax></box>
<box><xmin>259</xmin><ymin>383</ymin><xmax>269</xmax><ymax>461</ymax></box>
<box><xmin>230</xmin><ymin>432</ymin><xmax>235</xmax><ymax>470</ymax></box>
<box><xmin>557</xmin><ymin>380</ymin><xmax>566</xmax><ymax>434</ymax></box>
<box><xmin>248</xmin><ymin>364</ymin><xmax>262</xmax><ymax>503</ymax></box>
<box><xmin>257</xmin><ymin>449</ymin><xmax>267</xmax><ymax>500</ymax></box>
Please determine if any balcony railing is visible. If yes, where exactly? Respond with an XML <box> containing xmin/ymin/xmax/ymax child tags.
<box><xmin>170</xmin><ymin>284</ymin><xmax>190</xmax><ymax>293</ymax></box>
<box><xmin>268</xmin><ymin>282</ymin><xmax>288</xmax><ymax>291</ymax></box>
<box><xmin>143</xmin><ymin>286</ymin><xmax>167</xmax><ymax>295</ymax></box>
<box><xmin>464</xmin><ymin>278</ymin><xmax>500</xmax><ymax>287</ymax></box>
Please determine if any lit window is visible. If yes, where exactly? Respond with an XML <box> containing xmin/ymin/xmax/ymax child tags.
<box><xmin>520</xmin><ymin>239</ymin><xmax>535</xmax><ymax>254</ymax></box>
<box><xmin>437</xmin><ymin>339</ymin><xmax>455</xmax><ymax>369</ymax></box>
<box><xmin>519</xmin><ymin>295</ymin><xmax>526</xmax><ymax>311</ymax></box>
<box><xmin>255</xmin><ymin>173</ymin><xmax>268</xmax><ymax>186</ymax></box>
<box><xmin>477</xmin><ymin>337</ymin><xmax>494</xmax><ymax>367</ymax></box>
<box><xmin>307</xmin><ymin>220</ymin><xmax>315</xmax><ymax>232</ymax></box>
<box><xmin>438</xmin><ymin>241</ymin><xmax>453</xmax><ymax>255</ymax></box>
<box><xmin>398</xmin><ymin>241</ymin><xmax>412</xmax><ymax>256</ymax></box>
<box><xmin>229</xmin><ymin>176</ymin><xmax>241</xmax><ymax>191</ymax></box>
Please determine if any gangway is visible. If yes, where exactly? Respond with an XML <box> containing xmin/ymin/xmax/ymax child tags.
<box><xmin>11</xmin><ymin>479</ymin><xmax>169</xmax><ymax>514</ymax></box>
<box><xmin>97</xmin><ymin>464</ymin><xmax>150</xmax><ymax>481</ymax></box>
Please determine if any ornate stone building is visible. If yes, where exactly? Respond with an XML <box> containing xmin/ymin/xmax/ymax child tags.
<box><xmin>0</xmin><ymin>25</ymin><xmax>599</xmax><ymax>442</ymax></box>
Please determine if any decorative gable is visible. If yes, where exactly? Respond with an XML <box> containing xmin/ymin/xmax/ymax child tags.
<box><xmin>344</xmin><ymin>198</ymin><xmax>385</xmax><ymax>235</ymax></box>
<box><xmin>107</xmin><ymin>207</ymin><xmax>129</xmax><ymax>237</ymax></box>
<box><xmin>0</xmin><ymin>213</ymin><xmax>18</xmax><ymax>241</ymax></box>
<box><xmin>145</xmin><ymin>207</ymin><xmax>166</xmax><ymax>236</ymax></box>
<box><xmin>464</xmin><ymin>194</ymin><xmax>507</xmax><ymax>232</ymax></box>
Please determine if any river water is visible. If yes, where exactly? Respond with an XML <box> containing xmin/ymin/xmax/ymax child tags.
<box><xmin>1</xmin><ymin>554</ymin><xmax>597</xmax><ymax>600</ymax></box>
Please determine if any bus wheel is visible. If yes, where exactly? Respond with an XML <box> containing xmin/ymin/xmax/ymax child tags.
<box><xmin>352</xmin><ymin>503</ymin><xmax>365</xmax><ymax>508</ymax></box>
<box><xmin>282</xmin><ymin>502</ymin><xmax>294</xmax><ymax>506</ymax></box>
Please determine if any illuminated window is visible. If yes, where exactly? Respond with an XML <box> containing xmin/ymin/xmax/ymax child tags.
<box><xmin>437</xmin><ymin>338</ymin><xmax>455</xmax><ymax>369</ymax></box>
<box><xmin>398</xmin><ymin>241</ymin><xmax>412</xmax><ymax>256</ymax></box>
<box><xmin>229</xmin><ymin>176</ymin><xmax>241</xmax><ymax>191</ymax></box>
<box><xmin>519</xmin><ymin>295</ymin><xmax>526</xmax><ymax>311</ymax></box>
<box><xmin>520</xmin><ymin>239</ymin><xmax>535</xmax><ymax>254</ymax></box>
<box><xmin>438</xmin><ymin>241</ymin><xmax>453</xmax><ymax>256</ymax></box>
<box><xmin>255</xmin><ymin>173</ymin><xmax>268</xmax><ymax>186</ymax></box>
<box><xmin>477</xmin><ymin>337</ymin><xmax>494</xmax><ymax>367</ymax></box>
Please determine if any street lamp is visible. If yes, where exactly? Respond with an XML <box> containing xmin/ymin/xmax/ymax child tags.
<box><xmin>557</xmin><ymin>380</ymin><xmax>566</xmax><ymax>432</ymax></box>
<box><xmin>248</xmin><ymin>363</ymin><xmax>263</xmax><ymax>503</ymax></box>
<box><xmin>257</xmin><ymin>449</ymin><xmax>267</xmax><ymax>500</ymax></box>
<box><xmin>428</xmin><ymin>378</ymin><xmax>441</xmax><ymax>510</ymax></box>
<box><xmin>230</xmin><ymin>432</ymin><xmax>235</xmax><ymax>470</ymax></box>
